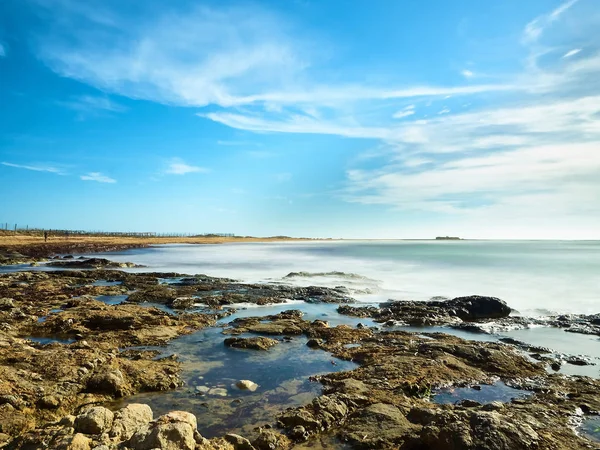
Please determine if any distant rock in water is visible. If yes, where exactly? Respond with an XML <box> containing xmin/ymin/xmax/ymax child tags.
<box><xmin>444</xmin><ymin>295</ymin><xmax>512</xmax><ymax>321</ymax></box>
<box><xmin>47</xmin><ymin>258</ymin><xmax>145</xmax><ymax>269</ymax></box>
<box><xmin>283</xmin><ymin>271</ymin><xmax>368</xmax><ymax>280</ymax></box>
<box><xmin>338</xmin><ymin>295</ymin><xmax>511</xmax><ymax>326</ymax></box>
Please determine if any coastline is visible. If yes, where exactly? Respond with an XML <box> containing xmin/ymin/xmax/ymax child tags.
<box><xmin>0</xmin><ymin>234</ymin><xmax>316</xmax><ymax>266</ymax></box>
<box><xmin>0</xmin><ymin>248</ymin><xmax>599</xmax><ymax>448</ymax></box>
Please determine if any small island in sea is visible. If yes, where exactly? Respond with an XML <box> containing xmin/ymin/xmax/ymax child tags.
<box><xmin>435</xmin><ymin>236</ymin><xmax>462</xmax><ymax>240</ymax></box>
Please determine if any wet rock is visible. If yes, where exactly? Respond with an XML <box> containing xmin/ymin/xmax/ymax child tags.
<box><xmin>447</xmin><ymin>295</ymin><xmax>512</xmax><ymax>320</ymax></box>
<box><xmin>208</xmin><ymin>388</ymin><xmax>228</xmax><ymax>397</ymax></box>
<box><xmin>169</xmin><ymin>297</ymin><xmax>196</xmax><ymax>309</ymax></box>
<box><xmin>306</xmin><ymin>338</ymin><xmax>323</xmax><ymax>348</ymax></box>
<box><xmin>565</xmin><ymin>355</ymin><xmax>595</xmax><ymax>366</ymax></box>
<box><xmin>109</xmin><ymin>403</ymin><xmax>153</xmax><ymax>441</ymax></box>
<box><xmin>236</xmin><ymin>380</ymin><xmax>259</xmax><ymax>392</ymax></box>
<box><xmin>75</xmin><ymin>407</ymin><xmax>114</xmax><ymax>435</ymax></box>
<box><xmin>195</xmin><ymin>386</ymin><xmax>210</xmax><ymax>395</ymax></box>
<box><xmin>47</xmin><ymin>258</ymin><xmax>142</xmax><ymax>269</ymax></box>
<box><xmin>224</xmin><ymin>337</ymin><xmax>279</xmax><ymax>351</ymax></box>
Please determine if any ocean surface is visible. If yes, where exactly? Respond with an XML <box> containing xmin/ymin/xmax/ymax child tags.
<box><xmin>91</xmin><ymin>240</ymin><xmax>600</xmax><ymax>316</ymax></box>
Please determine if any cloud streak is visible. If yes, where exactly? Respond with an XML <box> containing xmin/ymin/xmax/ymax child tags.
<box><xmin>1</xmin><ymin>162</ymin><xmax>65</xmax><ymax>174</ymax></box>
<box><xmin>165</xmin><ymin>158</ymin><xmax>208</xmax><ymax>175</ymax></box>
<box><xmin>80</xmin><ymin>172</ymin><xmax>117</xmax><ymax>183</ymax></box>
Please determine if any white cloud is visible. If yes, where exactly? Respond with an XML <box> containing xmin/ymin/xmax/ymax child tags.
<box><xmin>0</xmin><ymin>43</ymin><xmax>6</xmax><ymax>57</ymax></box>
<box><xmin>165</xmin><ymin>158</ymin><xmax>208</xmax><ymax>175</ymax></box>
<box><xmin>523</xmin><ymin>0</ymin><xmax>578</xmax><ymax>43</ymax></box>
<box><xmin>563</xmin><ymin>48</ymin><xmax>582</xmax><ymax>58</ymax></box>
<box><xmin>461</xmin><ymin>69</ymin><xmax>474</xmax><ymax>78</ymax></box>
<box><xmin>61</xmin><ymin>95</ymin><xmax>126</xmax><ymax>113</ymax></box>
<box><xmin>393</xmin><ymin>105</ymin><xmax>415</xmax><ymax>119</ymax></box>
<box><xmin>80</xmin><ymin>172</ymin><xmax>116</xmax><ymax>183</ymax></box>
<box><xmin>438</xmin><ymin>108</ymin><xmax>450</xmax><ymax>115</ymax></box>
<box><xmin>1</xmin><ymin>162</ymin><xmax>64</xmax><ymax>174</ymax></box>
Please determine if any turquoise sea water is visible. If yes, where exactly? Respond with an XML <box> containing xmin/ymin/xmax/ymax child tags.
<box><xmin>89</xmin><ymin>240</ymin><xmax>600</xmax><ymax>316</ymax></box>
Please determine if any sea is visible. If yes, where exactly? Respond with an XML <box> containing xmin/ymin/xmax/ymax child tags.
<box><xmin>91</xmin><ymin>240</ymin><xmax>600</xmax><ymax>316</ymax></box>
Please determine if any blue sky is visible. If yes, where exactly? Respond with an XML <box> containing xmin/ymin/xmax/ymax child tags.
<box><xmin>1</xmin><ymin>0</ymin><xmax>600</xmax><ymax>238</ymax></box>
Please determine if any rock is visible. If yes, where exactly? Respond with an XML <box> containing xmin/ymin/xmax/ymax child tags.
<box><xmin>457</xmin><ymin>399</ymin><xmax>482</xmax><ymax>408</ymax></box>
<box><xmin>86</xmin><ymin>369</ymin><xmax>128</xmax><ymax>397</ymax></box>
<box><xmin>38</xmin><ymin>394</ymin><xmax>62</xmax><ymax>409</ymax></box>
<box><xmin>59</xmin><ymin>433</ymin><xmax>92</xmax><ymax>450</ymax></box>
<box><xmin>236</xmin><ymin>380</ymin><xmax>259</xmax><ymax>392</ymax></box>
<box><xmin>128</xmin><ymin>411</ymin><xmax>198</xmax><ymax>450</ymax></box>
<box><xmin>170</xmin><ymin>297</ymin><xmax>196</xmax><ymax>309</ymax></box>
<box><xmin>306</xmin><ymin>339</ymin><xmax>323</xmax><ymax>348</ymax></box>
<box><xmin>447</xmin><ymin>295</ymin><xmax>512</xmax><ymax>321</ymax></box>
<box><xmin>59</xmin><ymin>415</ymin><xmax>77</xmax><ymax>427</ymax></box>
<box><xmin>224</xmin><ymin>337</ymin><xmax>279</xmax><ymax>351</ymax></box>
<box><xmin>341</xmin><ymin>403</ymin><xmax>420</xmax><ymax>447</ymax></box>
<box><xmin>159</xmin><ymin>411</ymin><xmax>197</xmax><ymax>429</ymax></box>
<box><xmin>290</xmin><ymin>425</ymin><xmax>309</xmax><ymax>442</ymax></box>
<box><xmin>252</xmin><ymin>429</ymin><xmax>291</xmax><ymax>450</ymax></box>
<box><xmin>224</xmin><ymin>433</ymin><xmax>255</xmax><ymax>450</ymax></box>
<box><xmin>110</xmin><ymin>403</ymin><xmax>153</xmax><ymax>441</ymax></box>
<box><xmin>195</xmin><ymin>386</ymin><xmax>210</xmax><ymax>394</ymax></box>
<box><xmin>0</xmin><ymin>298</ymin><xmax>15</xmax><ymax>311</ymax></box>
<box><xmin>75</xmin><ymin>407</ymin><xmax>114</xmax><ymax>435</ymax></box>
<box><xmin>208</xmin><ymin>388</ymin><xmax>228</xmax><ymax>397</ymax></box>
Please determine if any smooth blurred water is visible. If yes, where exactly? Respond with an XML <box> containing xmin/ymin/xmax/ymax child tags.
<box><xmin>89</xmin><ymin>240</ymin><xmax>600</xmax><ymax>315</ymax></box>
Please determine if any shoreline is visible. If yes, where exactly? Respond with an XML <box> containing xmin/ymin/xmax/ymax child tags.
<box><xmin>1</xmin><ymin>254</ymin><xmax>599</xmax><ymax>448</ymax></box>
<box><xmin>0</xmin><ymin>235</ymin><xmax>316</xmax><ymax>266</ymax></box>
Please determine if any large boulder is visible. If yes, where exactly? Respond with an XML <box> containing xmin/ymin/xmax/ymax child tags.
<box><xmin>128</xmin><ymin>411</ymin><xmax>198</xmax><ymax>450</ymax></box>
<box><xmin>110</xmin><ymin>403</ymin><xmax>153</xmax><ymax>441</ymax></box>
<box><xmin>447</xmin><ymin>296</ymin><xmax>512</xmax><ymax>321</ymax></box>
<box><xmin>74</xmin><ymin>407</ymin><xmax>114</xmax><ymax>435</ymax></box>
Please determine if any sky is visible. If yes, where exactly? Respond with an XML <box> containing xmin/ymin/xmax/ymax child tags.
<box><xmin>1</xmin><ymin>0</ymin><xmax>600</xmax><ymax>239</ymax></box>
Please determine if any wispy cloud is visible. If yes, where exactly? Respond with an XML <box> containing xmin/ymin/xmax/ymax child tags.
<box><xmin>61</xmin><ymin>95</ymin><xmax>126</xmax><ymax>114</ymax></box>
<box><xmin>0</xmin><ymin>43</ymin><xmax>6</xmax><ymax>58</ymax></box>
<box><xmin>1</xmin><ymin>161</ymin><xmax>65</xmax><ymax>174</ymax></box>
<box><xmin>165</xmin><ymin>158</ymin><xmax>208</xmax><ymax>175</ymax></box>
<box><xmin>563</xmin><ymin>48</ymin><xmax>582</xmax><ymax>58</ymax></box>
<box><xmin>523</xmin><ymin>0</ymin><xmax>579</xmax><ymax>43</ymax></box>
<box><xmin>392</xmin><ymin>105</ymin><xmax>415</xmax><ymax>119</ymax></box>
<box><xmin>80</xmin><ymin>172</ymin><xmax>116</xmax><ymax>183</ymax></box>
<box><xmin>461</xmin><ymin>69</ymin><xmax>474</xmax><ymax>78</ymax></box>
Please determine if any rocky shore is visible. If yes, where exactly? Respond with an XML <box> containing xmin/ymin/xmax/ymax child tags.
<box><xmin>1</xmin><ymin>253</ymin><xmax>599</xmax><ymax>449</ymax></box>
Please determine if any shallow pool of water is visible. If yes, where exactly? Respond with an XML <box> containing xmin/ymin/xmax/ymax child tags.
<box><xmin>96</xmin><ymin>295</ymin><xmax>128</xmax><ymax>305</ymax></box>
<box><xmin>433</xmin><ymin>382</ymin><xmax>532</xmax><ymax>405</ymax></box>
<box><xmin>26</xmin><ymin>336</ymin><xmax>75</xmax><ymax>345</ymax></box>
<box><xmin>92</xmin><ymin>280</ymin><xmax>123</xmax><ymax>287</ymax></box>
<box><xmin>110</xmin><ymin>304</ymin><xmax>363</xmax><ymax>438</ymax></box>
<box><xmin>581</xmin><ymin>417</ymin><xmax>600</xmax><ymax>443</ymax></box>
